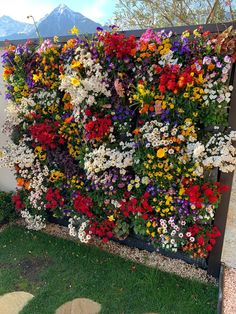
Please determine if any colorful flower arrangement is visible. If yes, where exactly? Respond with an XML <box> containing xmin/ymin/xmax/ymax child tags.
<box><xmin>1</xmin><ymin>25</ymin><xmax>236</xmax><ymax>259</ymax></box>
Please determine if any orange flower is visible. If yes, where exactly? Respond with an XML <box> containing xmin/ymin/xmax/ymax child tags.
<box><xmin>133</xmin><ymin>128</ymin><xmax>141</xmax><ymax>135</ymax></box>
<box><xmin>208</xmin><ymin>63</ymin><xmax>215</xmax><ymax>71</ymax></box>
<box><xmin>64</xmin><ymin>102</ymin><xmax>73</xmax><ymax>110</ymax></box>
<box><xmin>148</xmin><ymin>43</ymin><xmax>156</xmax><ymax>52</ymax></box>
<box><xmin>24</xmin><ymin>182</ymin><xmax>31</xmax><ymax>190</ymax></box>
<box><xmin>140</xmin><ymin>42</ymin><xmax>147</xmax><ymax>52</ymax></box>
<box><xmin>130</xmin><ymin>48</ymin><xmax>137</xmax><ymax>56</ymax></box>
<box><xmin>3</xmin><ymin>67</ymin><xmax>13</xmax><ymax>76</ymax></box>
<box><xmin>65</xmin><ymin>116</ymin><xmax>73</xmax><ymax>123</ymax></box>
<box><xmin>139</xmin><ymin>103</ymin><xmax>149</xmax><ymax>114</ymax></box>
<box><xmin>16</xmin><ymin>178</ymin><xmax>24</xmax><ymax>186</ymax></box>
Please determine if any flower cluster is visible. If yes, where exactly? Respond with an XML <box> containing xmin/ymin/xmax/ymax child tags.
<box><xmin>1</xmin><ymin>26</ymin><xmax>235</xmax><ymax>259</ymax></box>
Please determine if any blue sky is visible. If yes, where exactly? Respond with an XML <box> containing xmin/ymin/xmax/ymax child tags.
<box><xmin>1</xmin><ymin>0</ymin><xmax>117</xmax><ymax>25</ymax></box>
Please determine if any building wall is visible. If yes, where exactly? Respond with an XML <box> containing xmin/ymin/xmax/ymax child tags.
<box><xmin>0</xmin><ymin>48</ymin><xmax>16</xmax><ymax>191</ymax></box>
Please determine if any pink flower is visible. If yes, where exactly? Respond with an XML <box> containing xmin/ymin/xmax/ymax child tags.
<box><xmin>154</xmin><ymin>101</ymin><xmax>162</xmax><ymax>115</ymax></box>
<box><xmin>114</xmin><ymin>79</ymin><xmax>125</xmax><ymax>97</ymax></box>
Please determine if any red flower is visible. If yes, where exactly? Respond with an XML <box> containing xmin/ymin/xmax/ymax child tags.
<box><xmin>88</xmin><ymin>220</ymin><xmax>115</xmax><ymax>243</ymax></box>
<box><xmin>209</xmin><ymin>239</ymin><xmax>216</xmax><ymax>245</ymax></box>
<box><xmin>107</xmin><ymin>231</ymin><xmax>113</xmax><ymax>238</ymax></box>
<box><xmin>73</xmin><ymin>192</ymin><xmax>93</xmax><ymax>217</ymax></box>
<box><xmin>197</xmin><ymin>237</ymin><xmax>205</xmax><ymax>246</ymax></box>
<box><xmin>119</xmin><ymin>192</ymin><xmax>153</xmax><ymax>219</ymax></box>
<box><xmin>100</xmin><ymin>32</ymin><xmax>136</xmax><ymax>59</ymax></box>
<box><xmin>142</xmin><ymin>213</ymin><xmax>148</xmax><ymax>220</ymax></box>
<box><xmin>12</xmin><ymin>192</ymin><xmax>25</xmax><ymax>210</ymax></box>
<box><xmin>218</xmin><ymin>185</ymin><xmax>229</xmax><ymax>193</ymax></box>
<box><xmin>29</xmin><ymin>119</ymin><xmax>65</xmax><ymax>149</ymax></box>
<box><xmin>85</xmin><ymin>115</ymin><xmax>112</xmax><ymax>141</ymax></box>
<box><xmin>45</xmin><ymin>188</ymin><xmax>64</xmax><ymax>209</ymax></box>
<box><xmin>206</xmin><ymin>244</ymin><xmax>213</xmax><ymax>252</ymax></box>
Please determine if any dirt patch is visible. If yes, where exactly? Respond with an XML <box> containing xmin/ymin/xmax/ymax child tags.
<box><xmin>0</xmin><ymin>262</ymin><xmax>11</xmax><ymax>269</ymax></box>
<box><xmin>18</xmin><ymin>256</ymin><xmax>53</xmax><ymax>283</ymax></box>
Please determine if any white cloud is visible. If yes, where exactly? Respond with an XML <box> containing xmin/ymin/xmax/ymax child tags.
<box><xmin>80</xmin><ymin>0</ymin><xmax>113</xmax><ymax>23</ymax></box>
<box><xmin>1</xmin><ymin>0</ymin><xmax>54</xmax><ymax>23</ymax></box>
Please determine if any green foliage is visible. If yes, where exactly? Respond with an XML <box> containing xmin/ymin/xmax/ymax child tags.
<box><xmin>0</xmin><ymin>191</ymin><xmax>16</xmax><ymax>224</ymax></box>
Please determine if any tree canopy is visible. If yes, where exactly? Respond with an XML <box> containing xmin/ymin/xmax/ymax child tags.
<box><xmin>113</xmin><ymin>0</ymin><xmax>236</xmax><ymax>30</ymax></box>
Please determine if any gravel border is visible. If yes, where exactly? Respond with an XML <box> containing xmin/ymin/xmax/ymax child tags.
<box><xmin>4</xmin><ymin>220</ymin><xmax>217</xmax><ymax>285</ymax></box>
<box><xmin>222</xmin><ymin>266</ymin><xmax>236</xmax><ymax>313</ymax></box>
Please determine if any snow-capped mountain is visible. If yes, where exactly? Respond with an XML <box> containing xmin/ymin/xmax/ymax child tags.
<box><xmin>29</xmin><ymin>4</ymin><xmax>102</xmax><ymax>37</ymax></box>
<box><xmin>0</xmin><ymin>4</ymin><xmax>103</xmax><ymax>41</ymax></box>
<box><xmin>0</xmin><ymin>15</ymin><xmax>33</xmax><ymax>37</ymax></box>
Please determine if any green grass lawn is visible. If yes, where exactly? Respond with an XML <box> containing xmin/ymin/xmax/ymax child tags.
<box><xmin>0</xmin><ymin>225</ymin><xmax>218</xmax><ymax>314</ymax></box>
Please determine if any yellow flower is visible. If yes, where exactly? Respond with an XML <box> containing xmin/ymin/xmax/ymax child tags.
<box><xmin>34</xmin><ymin>146</ymin><xmax>42</xmax><ymax>154</ymax></box>
<box><xmin>182</xmin><ymin>30</ymin><xmax>190</xmax><ymax>38</ymax></box>
<box><xmin>193</xmin><ymin>29</ymin><xmax>200</xmax><ymax>37</ymax></box>
<box><xmin>70</xmin><ymin>77</ymin><xmax>80</xmax><ymax>86</ymax></box>
<box><xmin>71</xmin><ymin>61</ymin><xmax>81</xmax><ymax>69</ymax></box>
<box><xmin>146</xmin><ymin>221</ymin><xmax>151</xmax><ymax>227</ymax></box>
<box><xmin>127</xmin><ymin>184</ymin><xmax>132</xmax><ymax>191</ymax></box>
<box><xmin>33</xmin><ymin>73</ymin><xmax>41</xmax><ymax>83</ymax></box>
<box><xmin>156</xmin><ymin>148</ymin><xmax>165</xmax><ymax>158</ymax></box>
<box><xmin>69</xmin><ymin>25</ymin><xmax>79</xmax><ymax>36</ymax></box>
<box><xmin>39</xmin><ymin>153</ymin><xmax>46</xmax><ymax>161</ymax></box>
<box><xmin>53</xmin><ymin>36</ymin><xmax>59</xmax><ymax>43</ymax></box>
<box><xmin>108</xmin><ymin>215</ymin><xmax>115</xmax><ymax>222</ymax></box>
<box><xmin>165</xmin><ymin>196</ymin><xmax>173</xmax><ymax>205</ymax></box>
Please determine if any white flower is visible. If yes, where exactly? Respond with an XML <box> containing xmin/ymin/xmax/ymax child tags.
<box><xmin>193</xmin><ymin>143</ymin><xmax>205</xmax><ymax>158</ymax></box>
<box><xmin>21</xmin><ymin>209</ymin><xmax>46</xmax><ymax>230</ymax></box>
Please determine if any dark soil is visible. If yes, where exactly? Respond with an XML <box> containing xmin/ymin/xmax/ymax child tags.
<box><xmin>18</xmin><ymin>256</ymin><xmax>53</xmax><ymax>282</ymax></box>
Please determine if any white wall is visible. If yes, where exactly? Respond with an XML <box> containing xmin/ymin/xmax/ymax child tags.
<box><xmin>0</xmin><ymin>48</ymin><xmax>17</xmax><ymax>192</ymax></box>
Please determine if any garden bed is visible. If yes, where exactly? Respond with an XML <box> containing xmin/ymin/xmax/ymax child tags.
<box><xmin>47</xmin><ymin>213</ymin><xmax>208</xmax><ymax>269</ymax></box>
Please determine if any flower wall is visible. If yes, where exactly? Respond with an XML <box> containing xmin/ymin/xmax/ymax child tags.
<box><xmin>1</xmin><ymin>26</ymin><xmax>236</xmax><ymax>259</ymax></box>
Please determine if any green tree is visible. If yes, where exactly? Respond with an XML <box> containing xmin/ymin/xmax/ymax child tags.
<box><xmin>113</xmin><ymin>0</ymin><xmax>235</xmax><ymax>30</ymax></box>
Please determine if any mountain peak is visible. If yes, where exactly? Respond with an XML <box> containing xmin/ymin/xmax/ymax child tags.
<box><xmin>0</xmin><ymin>4</ymin><xmax>103</xmax><ymax>40</ymax></box>
<box><xmin>0</xmin><ymin>15</ymin><xmax>13</xmax><ymax>21</ymax></box>
<box><xmin>54</xmin><ymin>3</ymin><xmax>72</xmax><ymax>14</ymax></box>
